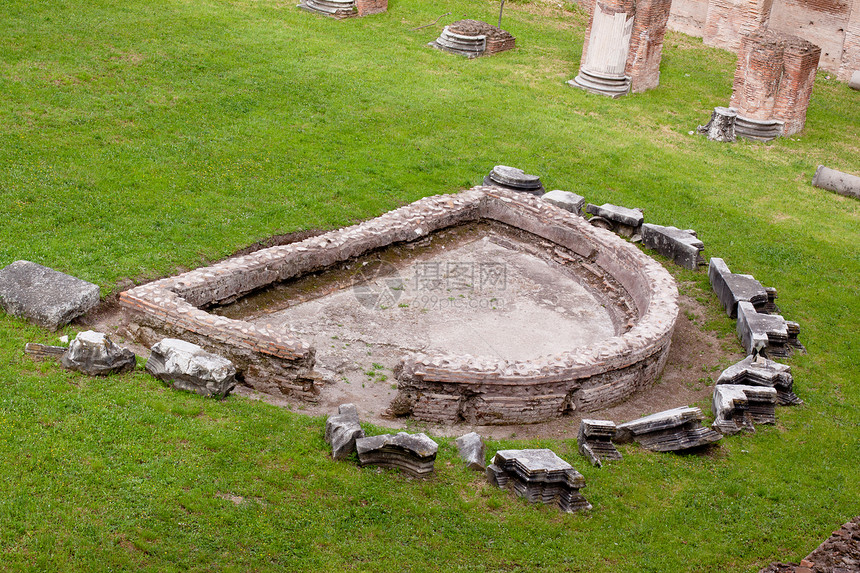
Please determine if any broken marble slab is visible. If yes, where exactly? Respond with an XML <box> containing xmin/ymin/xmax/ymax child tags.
<box><xmin>616</xmin><ymin>406</ymin><xmax>722</xmax><ymax>452</ymax></box>
<box><xmin>355</xmin><ymin>432</ymin><xmax>438</xmax><ymax>478</ymax></box>
<box><xmin>325</xmin><ymin>403</ymin><xmax>365</xmax><ymax>460</ymax></box>
<box><xmin>712</xmin><ymin>384</ymin><xmax>777</xmax><ymax>435</ymax></box>
<box><xmin>0</xmin><ymin>260</ymin><xmax>100</xmax><ymax>330</ymax></box>
<box><xmin>487</xmin><ymin>449</ymin><xmax>591</xmax><ymax>512</ymax></box>
<box><xmin>708</xmin><ymin>258</ymin><xmax>778</xmax><ymax>318</ymax></box>
<box><xmin>577</xmin><ymin>419</ymin><xmax>622</xmax><ymax>467</ymax></box>
<box><xmin>145</xmin><ymin>338</ymin><xmax>237</xmax><ymax>398</ymax></box>
<box><xmin>483</xmin><ymin>165</ymin><xmax>545</xmax><ymax>195</ymax></box>
<box><xmin>60</xmin><ymin>330</ymin><xmax>136</xmax><ymax>376</ymax></box>
<box><xmin>455</xmin><ymin>432</ymin><xmax>486</xmax><ymax>471</ymax></box>
<box><xmin>585</xmin><ymin>203</ymin><xmax>643</xmax><ymax>238</ymax></box>
<box><xmin>541</xmin><ymin>190</ymin><xmax>585</xmax><ymax>215</ymax></box>
<box><xmin>641</xmin><ymin>224</ymin><xmax>705</xmax><ymax>271</ymax></box>
<box><xmin>24</xmin><ymin>343</ymin><xmax>68</xmax><ymax>360</ymax></box>
<box><xmin>717</xmin><ymin>354</ymin><xmax>801</xmax><ymax>405</ymax></box>
<box><xmin>737</xmin><ymin>301</ymin><xmax>804</xmax><ymax>359</ymax></box>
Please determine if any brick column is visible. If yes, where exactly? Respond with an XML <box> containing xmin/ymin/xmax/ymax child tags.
<box><xmin>773</xmin><ymin>36</ymin><xmax>821</xmax><ymax>136</ymax></box>
<box><xmin>730</xmin><ymin>29</ymin><xmax>785</xmax><ymax>119</ymax></box>
<box><xmin>626</xmin><ymin>0</ymin><xmax>674</xmax><ymax>92</ymax></box>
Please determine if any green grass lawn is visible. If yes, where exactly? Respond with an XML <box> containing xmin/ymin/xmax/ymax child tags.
<box><xmin>1</xmin><ymin>0</ymin><xmax>858</xmax><ymax>571</ymax></box>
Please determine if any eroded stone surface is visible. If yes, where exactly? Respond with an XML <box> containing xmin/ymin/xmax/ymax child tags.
<box><xmin>325</xmin><ymin>403</ymin><xmax>365</xmax><ymax>460</ymax></box>
<box><xmin>61</xmin><ymin>331</ymin><xmax>136</xmax><ymax>376</ymax></box>
<box><xmin>616</xmin><ymin>406</ymin><xmax>722</xmax><ymax>451</ymax></box>
<box><xmin>146</xmin><ymin>338</ymin><xmax>237</xmax><ymax>398</ymax></box>
<box><xmin>577</xmin><ymin>419</ymin><xmax>622</xmax><ymax>467</ymax></box>
<box><xmin>0</xmin><ymin>261</ymin><xmax>100</xmax><ymax>330</ymax></box>
<box><xmin>717</xmin><ymin>354</ymin><xmax>801</xmax><ymax>405</ymax></box>
<box><xmin>641</xmin><ymin>224</ymin><xmax>705</xmax><ymax>270</ymax></box>
<box><xmin>542</xmin><ymin>190</ymin><xmax>586</xmax><ymax>214</ymax></box>
<box><xmin>488</xmin><ymin>449</ymin><xmax>591</xmax><ymax>512</ymax></box>
<box><xmin>712</xmin><ymin>384</ymin><xmax>777</xmax><ymax>435</ymax></box>
<box><xmin>455</xmin><ymin>432</ymin><xmax>486</xmax><ymax>471</ymax></box>
<box><xmin>355</xmin><ymin>432</ymin><xmax>438</xmax><ymax>477</ymax></box>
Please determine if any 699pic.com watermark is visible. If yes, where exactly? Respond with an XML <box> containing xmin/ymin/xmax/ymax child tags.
<box><xmin>351</xmin><ymin>259</ymin><xmax>509</xmax><ymax>311</ymax></box>
<box><xmin>411</xmin><ymin>260</ymin><xmax>508</xmax><ymax>311</ymax></box>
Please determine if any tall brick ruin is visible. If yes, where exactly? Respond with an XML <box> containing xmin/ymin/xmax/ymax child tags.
<box><xmin>570</xmin><ymin>0</ymin><xmax>674</xmax><ymax>96</ymax></box>
<box><xmin>703</xmin><ymin>0</ymin><xmax>775</xmax><ymax>51</ymax></box>
<box><xmin>730</xmin><ymin>29</ymin><xmax>821</xmax><ymax>138</ymax></box>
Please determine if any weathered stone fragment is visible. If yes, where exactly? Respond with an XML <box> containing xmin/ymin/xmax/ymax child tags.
<box><xmin>325</xmin><ymin>403</ymin><xmax>365</xmax><ymax>460</ymax></box>
<box><xmin>455</xmin><ymin>432</ymin><xmax>486</xmax><ymax>471</ymax></box>
<box><xmin>24</xmin><ymin>343</ymin><xmax>67</xmax><ymax>360</ymax></box>
<box><xmin>60</xmin><ymin>331</ymin><xmax>136</xmax><ymax>376</ymax></box>
<box><xmin>146</xmin><ymin>338</ymin><xmax>237</xmax><ymax>398</ymax></box>
<box><xmin>483</xmin><ymin>165</ymin><xmax>545</xmax><ymax>195</ymax></box>
<box><xmin>697</xmin><ymin>106</ymin><xmax>737</xmax><ymax>142</ymax></box>
<box><xmin>850</xmin><ymin>71</ymin><xmax>860</xmax><ymax>91</ymax></box>
<box><xmin>712</xmin><ymin>384</ymin><xmax>777</xmax><ymax>435</ymax></box>
<box><xmin>641</xmin><ymin>224</ymin><xmax>705</xmax><ymax>270</ymax></box>
<box><xmin>736</xmin><ymin>301</ymin><xmax>804</xmax><ymax>358</ymax></box>
<box><xmin>811</xmin><ymin>165</ymin><xmax>860</xmax><ymax>200</ymax></box>
<box><xmin>585</xmin><ymin>203</ymin><xmax>644</xmax><ymax>237</ymax></box>
<box><xmin>708</xmin><ymin>258</ymin><xmax>777</xmax><ymax>318</ymax></box>
<box><xmin>616</xmin><ymin>406</ymin><xmax>722</xmax><ymax>452</ymax></box>
<box><xmin>717</xmin><ymin>354</ymin><xmax>801</xmax><ymax>405</ymax></box>
<box><xmin>355</xmin><ymin>432</ymin><xmax>438</xmax><ymax>478</ymax></box>
<box><xmin>541</xmin><ymin>190</ymin><xmax>585</xmax><ymax>214</ymax></box>
<box><xmin>577</xmin><ymin>419</ymin><xmax>622</xmax><ymax>467</ymax></box>
<box><xmin>487</xmin><ymin>449</ymin><xmax>591</xmax><ymax>512</ymax></box>
<box><xmin>0</xmin><ymin>261</ymin><xmax>100</xmax><ymax>330</ymax></box>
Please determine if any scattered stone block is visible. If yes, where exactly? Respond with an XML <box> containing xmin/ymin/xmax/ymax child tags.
<box><xmin>430</xmin><ymin>20</ymin><xmax>515</xmax><ymax>58</ymax></box>
<box><xmin>577</xmin><ymin>419</ymin><xmax>622</xmax><ymax>467</ymax></box>
<box><xmin>717</xmin><ymin>354</ymin><xmax>801</xmax><ymax>405</ymax></box>
<box><xmin>585</xmin><ymin>203</ymin><xmax>644</xmax><ymax>237</ymax></box>
<box><xmin>60</xmin><ymin>330</ymin><xmax>136</xmax><ymax>376</ymax></box>
<box><xmin>811</xmin><ymin>165</ymin><xmax>860</xmax><ymax>200</ymax></box>
<box><xmin>641</xmin><ymin>224</ymin><xmax>705</xmax><ymax>270</ymax></box>
<box><xmin>145</xmin><ymin>338</ymin><xmax>237</xmax><ymax>398</ymax></box>
<box><xmin>483</xmin><ymin>165</ymin><xmax>545</xmax><ymax>195</ymax></box>
<box><xmin>325</xmin><ymin>403</ymin><xmax>365</xmax><ymax>460</ymax></box>
<box><xmin>355</xmin><ymin>432</ymin><xmax>438</xmax><ymax>478</ymax></box>
<box><xmin>712</xmin><ymin>384</ymin><xmax>777</xmax><ymax>435</ymax></box>
<box><xmin>487</xmin><ymin>449</ymin><xmax>591</xmax><ymax>512</ymax></box>
<box><xmin>541</xmin><ymin>190</ymin><xmax>585</xmax><ymax>215</ymax></box>
<box><xmin>737</xmin><ymin>301</ymin><xmax>804</xmax><ymax>359</ymax></box>
<box><xmin>24</xmin><ymin>343</ymin><xmax>67</xmax><ymax>360</ymax></box>
<box><xmin>850</xmin><ymin>71</ymin><xmax>860</xmax><ymax>91</ymax></box>
<box><xmin>697</xmin><ymin>106</ymin><xmax>737</xmax><ymax>142</ymax></box>
<box><xmin>0</xmin><ymin>260</ymin><xmax>100</xmax><ymax>330</ymax></box>
<box><xmin>616</xmin><ymin>406</ymin><xmax>722</xmax><ymax>452</ymax></box>
<box><xmin>455</xmin><ymin>432</ymin><xmax>486</xmax><ymax>471</ymax></box>
<box><xmin>708</xmin><ymin>258</ymin><xmax>778</xmax><ymax>318</ymax></box>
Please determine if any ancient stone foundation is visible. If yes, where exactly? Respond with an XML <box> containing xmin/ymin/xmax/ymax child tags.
<box><xmin>570</xmin><ymin>0</ymin><xmax>673</xmax><ymax>95</ymax></box>
<box><xmin>729</xmin><ymin>29</ymin><xmax>821</xmax><ymax>139</ymax></box>
<box><xmin>120</xmin><ymin>187</ymin><xmax>678</xmax><ymax>426</ymax></box>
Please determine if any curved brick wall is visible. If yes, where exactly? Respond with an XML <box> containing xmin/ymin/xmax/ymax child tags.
<box><xmin>120</xmin><ymin>187</ymin><xmax>678</xmax><ymax>424</ymax></box>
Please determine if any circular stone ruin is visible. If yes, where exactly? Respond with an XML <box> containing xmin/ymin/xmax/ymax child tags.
<box><xmin>120</xmin><ymin>187</ymin><xmax>678</xmax><ymax>425</ymax></box>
